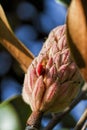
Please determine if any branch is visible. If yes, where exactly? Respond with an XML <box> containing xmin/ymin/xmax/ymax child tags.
<box><xmin>74</xmin><ymin>109</ymin><xmax>87</xmax><ymax>130</ymax></box>
<box><xmin>82</xmin><ymin>121</ymin><xmax>87</xmax><ymax>130</ymax></box>
<box><xmin>44</xmin><ymin>83</ymin><xmax>87</xmax><ymax>130</ymax></box>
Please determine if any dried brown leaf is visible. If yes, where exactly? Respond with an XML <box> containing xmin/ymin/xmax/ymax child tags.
<box><xmin>0</xmin><ymin>5</ymin><xmax>34</xmax><ymax>73</ymax></box>
<box><xmin>67</xmin><ymin>0</ymin><xmax>87</xmax><ymax>81</ymax></box>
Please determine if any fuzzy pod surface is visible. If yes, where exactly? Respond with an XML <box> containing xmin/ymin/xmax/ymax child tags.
<box><xmin>22</xmin><ymin>25</ymin><xmax>84</xmax><ymax>113</ymax></box>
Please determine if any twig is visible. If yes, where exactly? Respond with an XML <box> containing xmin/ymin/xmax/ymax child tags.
<box><xmin>82</xmin><ymin>121</ymin><xmax>87</xmax><ymax>130</ymax></box>
<box><xmin>26</xmin><ymin>111</ymin><xmax>43</xmax><ymax>130</ymax></box>
<box><xmin>44</xmin><ymin>83</ymin><xmax>87</xmax><ymax>130</ymax></box>
<box><xmin>74</xmin><ymin>109</ymin><xmax>87</xmax><ymax>130</ymax></box>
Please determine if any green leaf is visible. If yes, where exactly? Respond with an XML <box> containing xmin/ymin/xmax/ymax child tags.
<box><xmin>62</xmin><ymin>113</ymin><xmax>76</xmax><ymax>128</ymax></box>
<box><xmin>56</xmin><ymin>0</ymin><xmax>71</xmax><ymax>7</ymax></box>
<box><xmin>0</xmin><ymin>103</ymin><xmax>21</xmax><ymax>130</ymax></box>
<box><xmin>0</xmin><ymin>95</ymin><xmax>32</xmax><ymax>130</ymax></box>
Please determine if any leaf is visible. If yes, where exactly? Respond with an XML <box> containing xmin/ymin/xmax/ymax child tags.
<box><xmin>56</xmin><ymin>0</ymin><xmax>71</xmax><ymax>7</ymax></box>
<box><xmin>0</xmin><ymin>5</ymin><xmax>34</xmax><ymax>73</ymax></box>
<box><xmin>66</xmin><ymin>0</ymin><xmax>87</xmax><ymax>81</ymax></box>
<box><xmin>0</xmin><ymin>103</ymin><xmax>22</xmax><ymax>130</ymax></box>
<box><xmin>0</xmin><ymin>95</ymin><xmax>32</xmax><ymax>130</ymax></box>
<box><xmin>62</xmin><ymin>113</ymin><xmax>76</xmax><ymax>128</ymax></box>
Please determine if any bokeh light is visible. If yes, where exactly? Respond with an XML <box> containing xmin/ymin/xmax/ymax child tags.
<box><xmin>1</xmin><ymin>76</ymin><xmax>22</xmax><ymax>100</ymax></box>
<box><xmin>16</xmin><ymin>2</ymin><xmax>37</xmax><ymax>21</ymax></box>
<box><xmin>0</xmin><ymin>51</ymin><xmax>12</xmax><ymax>76</ymax></box>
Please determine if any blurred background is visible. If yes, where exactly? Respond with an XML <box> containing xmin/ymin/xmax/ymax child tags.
<box><xmin>0</xmin><ymin>0</ymin><xmax>87</xmax><ymax>130</ymax></box>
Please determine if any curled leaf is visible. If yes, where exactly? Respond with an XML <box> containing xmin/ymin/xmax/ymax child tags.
<box><xmin>67</xmin><ymin>0</ymin><xmax>87</xmax><ymax>80</ymax></box>
<box><xmin>0</xmin><ymin>5</ymin><xmax>34</xmax><ymax>73</ymax></box>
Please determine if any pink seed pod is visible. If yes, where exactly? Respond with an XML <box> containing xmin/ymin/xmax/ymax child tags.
<box><xmin>22</xmin><ymin>24</ymin><xmax>84</xmax><ymax>129</ymax></box>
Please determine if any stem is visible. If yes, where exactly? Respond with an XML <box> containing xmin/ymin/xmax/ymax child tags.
<box><xmin>74</xmin><ymin>109</ymin><xmax>87</xmax><ymax>130</ymax></box>
<box><xmin>82</xmin><ymin>121</ymin><xmax>87</xmax><ymax>130</ymax></box>
<box><xmin>26</xmin><ymin>111</ymin><xmax>43</xmax><ymax>130</ymax></box>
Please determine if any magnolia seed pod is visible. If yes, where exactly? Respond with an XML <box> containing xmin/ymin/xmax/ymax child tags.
<box><xmin>22</xmin><ymin>25</ymin><xmax>84</xmax><ymax>129</ymax></box>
